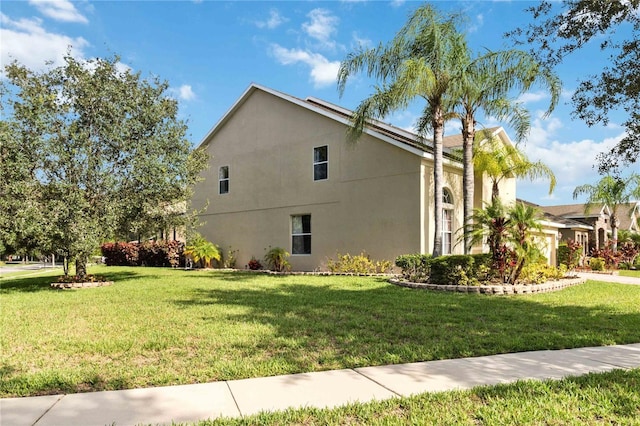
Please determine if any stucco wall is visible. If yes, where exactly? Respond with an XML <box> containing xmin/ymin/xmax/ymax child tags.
<box><xmin>192</xmin><ymin>89</ymin><xmax>424</xmax><ymax>270</ymax></box>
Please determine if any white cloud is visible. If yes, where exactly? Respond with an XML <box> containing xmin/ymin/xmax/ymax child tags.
<box><xmin>351</xmin><ymin>31</ymin><xmax>372</xmax><ymax>49</ymax></box>
<box><xmin>520</xmin><ymin>112</ymin><xmax>624</xmax><ymax>191</ymax></box>
<box><xmin>0</xmin><ymin>13</ymin><xmax>89</xmax><ymax>71</ymax></box>
<box><xmin>178</xmin><ymin>84</ymin><xmax>196</xmax><ymax>101</ymax></box>
<box><xmin>390</xmin><ymin>0</ymin><xmax>406</xmax><ymax>7</ymax></box>
<box><xmin>517</xmin><ymin>91</ymin><xmax>550</xmax><ymax>104</ymax></box>
<box><xmin>302</xmin><ymin>9</ymin><xmax>339</xmax><ymax>50</ymax></box>
<box><xmin>255</xmin><ymin>9</ymin><xmax>287</xmax><ymax>29</ymax></box>
<box><xmin>28</xmin><ymin>0</ymin><xmax>88</xmax><ymax>24</ymax></box>
<box><xmin>468</xmin><ymin>14</ymin><xmax>484</xmax><ymax>33</ymax></box>
<box><xmin>270</xmin><ymin>44</ymin><xmax>339</xmax><ymax>88</ymax></box>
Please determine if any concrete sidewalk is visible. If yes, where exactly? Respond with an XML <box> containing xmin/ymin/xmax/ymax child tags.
<box><xmin>578</xmin><ymin>271</ymin><xmax>640</xmax><ymax>285</ymax></box>
<box><xmin>2</xmin><ymin>344</ymin><xmax>639</xmax><ymax>426</ymax></box>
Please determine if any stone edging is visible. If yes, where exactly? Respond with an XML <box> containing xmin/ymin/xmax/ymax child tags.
<box><xmin>51</xmin><ymin>281</ymin><xmax>114</xmax><ymax>289</ymax></box>
<box><xmin>389</xmin><ymin>276</ymin><xmax>586</xmax><ymax>294</ymax></box>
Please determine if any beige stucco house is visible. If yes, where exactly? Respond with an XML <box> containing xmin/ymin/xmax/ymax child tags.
<box><xmin>192</xmin><ymin>84</ymin><xmax>518</xmax><ymax>271</ymax></box>
<box><xmin>541</xmin><ymin>202</ymin><xmax>640</xmax><ymax>251</ymax></box>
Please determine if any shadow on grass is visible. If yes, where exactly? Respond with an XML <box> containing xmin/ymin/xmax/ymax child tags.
<box><xmin>0</xmin><ymin>271</ymin><xmax>141</xmax><ymax>294</ymax></box>
<box><xmin>175</xmin><ymin>281</ymin><xmax>640</xmax><ymax>368</ymax></box>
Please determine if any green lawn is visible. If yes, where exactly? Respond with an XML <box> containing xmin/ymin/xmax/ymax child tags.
<box><xmin>2</xmin><ymin>267</ymin><xmax>640</xmax><ymax>397</ymax></box>
<box><xmin>191</xmin><ymin>368</ymin><xmax>640</xmax><ymax>425</ymax></box>
<box><xmin>619</xmin><ymin>269</ymin><xmax>640</xmax><ymax>278</ymax></box>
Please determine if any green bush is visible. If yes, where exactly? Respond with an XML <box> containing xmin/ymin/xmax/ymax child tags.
<box><xmin>519</xmin><ymin>263</ymin><xmax>567</xmax><ymax>284</ymax></box>
<box><xmin>430</xmin><ymin>255</ymin><xmax>479</xmax><ymax>286</ymax></box>
<box><xmin>263</xmin><ymin>247</ymin><xmax>291</xmax><ymax>272</ymax></box>
<box><xmin>589</xmin><ymin>257</ymin><xmax>606</xmax><ymax>271</ymax></box>
<box><xmin>395</xmin><ymin>254</ymin><xmax>432</xmax><ymax>282</ymax></box>
<box><xmin>327</xmin><ymin>252</ymin><xmax>392</xmax><ymax>274</ymax></box>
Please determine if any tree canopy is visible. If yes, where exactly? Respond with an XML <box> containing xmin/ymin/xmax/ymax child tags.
<box><xmin>507</xmin><ymin>0</ymin><xmax>640</xmax><ymax>174</ymax></box>
<box><xmin>1</xmin><ymin>55</ymin><xmax>207</xmax><ymax>277</ymax></box>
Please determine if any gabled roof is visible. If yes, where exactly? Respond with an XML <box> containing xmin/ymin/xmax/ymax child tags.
<box><xmin>518</xmin><ymin>199</ymin><xmax>593</xmax><ymax>230</ymax></box>
<box><xmin>198</xmin><ymin>83</ymin><xmax>511</xmax><ymax>167</ymax></box>
<box><xmin>541</xmin><ymin>202</ymin><xmax>640</xmax><ymax>231</ymax></box>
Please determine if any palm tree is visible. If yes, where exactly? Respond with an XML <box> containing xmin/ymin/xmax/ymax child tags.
<box><xmin>473</xmin><ymin>135</ymin><xmax>557</xmax><ymax>202</ymax></box>
<box><xmin>507</xmin><ymin>202</ymin><xmax>543</xmax><ymax>284</ymax></box>
<box><xmin>452</xmin><ymin>50</ymin><xmax>560</xmax><ymax>254</ymax></box>
<box><xmin>573</xmin><ymin>173</ymin><xmax>640</xmax><ymax>251</ymax></box>
<box><xmin>466</xmin><ymin>198</ymin><xmax>511</xmax><ymax>281</ymax></box>
<box><xmin>338</xmin><ymin>5</ymin><xmax>465</xmax><ymax>257</ymax></box>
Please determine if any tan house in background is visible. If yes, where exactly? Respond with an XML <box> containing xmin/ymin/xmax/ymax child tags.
<box><xmin>541</xmin><ymin>202</ymin><xmax>640</xmax><ymax>252</ymax></box>
<box><xmin>192</xmin><ymin>84</ymin><xmax>517</xmax><ymax>271</ymax></box>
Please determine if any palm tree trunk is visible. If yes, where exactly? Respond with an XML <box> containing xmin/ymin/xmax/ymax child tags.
<box><xmin>432</xmin><ymin>110</ymin><xmax>444</xmax><ymax>257</ymax></box>
<box><xmin>492</xmin><ymin>180</ymin><xmax>500</xmax><ymax>202</ymax></box>
<box><xmin>462</xmin><ymin>115</ymin><xmax>474</xmax><ymax>254</ymax></box>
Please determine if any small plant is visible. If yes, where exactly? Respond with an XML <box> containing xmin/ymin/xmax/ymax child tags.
<box><xmin>248</xmin><ymin>257</ymin><xmax>262</xmax><ymax>270</ymax></box>
<box><xmin>263</xmin><ymin>247</ymin><xmax>291</xmax><ymax>272</ymax></box>
<box><xmin>327</xmin><ymin>252</ymin><xmax>392</xmax><ymax>274</ymax></box>
<box><xmin>589</xmin><ymin>257</ymin><xmax>606</xmax><ymax>271</ymax></box>
<box><xmin>222</xmin><ymin>246</ymin><xmax>238</xmax><ymax>269</ymax></box>
<box><xmin>184</xmin><ymin>235</ymin><xmax>220</xmax><ymax>269</ymax></box>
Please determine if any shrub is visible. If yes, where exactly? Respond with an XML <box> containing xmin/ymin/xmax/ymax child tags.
<box><xmin>101</xmin><ymin>241</ymin><xmax>184</xmax><ymax>267</ymax></box>
<box><xmin>101</xmin><ymin>242</ymin><xmax>139</xmax><ymax>266</ymax></box>
<box><xmin>519</xmin><ymin>263</ymin><xmax>567</xmax><ymax>284</ymax></box>
<box><xmin>327</xmin><ymin>252</ymin><xmax>392</xmax><ymax>274</ymax></box>
<box><xmin>589</xmin><ymin>257</ymin><xmax>606</xmax><ymax>271</ymax></box>
<box><xmin>430</xmin><ymin>255</ymin><xmax>479</xmax><ymax>286</ymax></box>
<box><xmin>184</xmin><ymin>236</ymin><xmax>220</xmax><ymax>269</ymax></box>
<box><xmin>395</xmin><ymin>254</ymin><xmax>431</xmax><ymax>282</ymax></box>
<box><xmin>248</xmin><ymin>257</ymin><xmax>262</xmax><ymax>270</ymax></box>
<box><xmin>264</xmin><ymin>247</ymin><xmax>291</xmax><ymax>272</ymax></box>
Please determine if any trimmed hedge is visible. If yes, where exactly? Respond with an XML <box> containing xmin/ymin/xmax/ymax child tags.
<box><xmin>101</xmin><ymin>241</ymin><xmax>184</xmax><ymax>267</ymax></box>
<box><xmin>395</xmin><ymin>253</ymin><xmax>493</xmax><ymax>285</ymax></box>
<box><xmin>395</xmin><ymin>254</ymin><xmax>432</xmax><ymax>282</ymax></box>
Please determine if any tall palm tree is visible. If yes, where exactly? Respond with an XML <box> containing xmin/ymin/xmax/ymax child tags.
<box><xmin>452</xmin><ymin>50</ymin><xmax>561</xmax><ymax>254</ymax></box>
<box><xmin>338</xmin><ymin>5</ymin><xmax>465</xmax><ymax>257</ymax></box>
<box><xmin>573</xmin><ymin>173</ymin><xmax>640</xmax><ymax>251</ymax></box>
<box><xmin>473</xmin><ymin>135</ymin><xmax>557</xmax><ymax>202</ymax></box>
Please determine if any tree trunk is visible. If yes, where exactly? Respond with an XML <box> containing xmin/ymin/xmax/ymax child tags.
<box><xmin>462</xmin><ymin>114</ymin><xmax>475</xmax><ymax>254</ymax></box>
<box><xmin>611</xmin><ymin>214</ymin><xmax>620</xmax><ymax>252</ymax></box>
<box><xmin>432</xmin><ymin>110</ymin><xmax>444</xmax><ymax>257</ymax></box>
<box><xmin>75</xmin><ymin>254</ymin><xmax>88</xmax><ymax>279</ymax></box>
<box><xmin>491</xmin><ymin>180</ymin><xmax>500</xmax><ymax>202</ymax></box>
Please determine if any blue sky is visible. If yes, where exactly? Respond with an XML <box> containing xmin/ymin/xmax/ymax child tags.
<box><xmin>2</xmin><ymin>0</ymin><xmax>637</xmax><ymax>205</ymax></box>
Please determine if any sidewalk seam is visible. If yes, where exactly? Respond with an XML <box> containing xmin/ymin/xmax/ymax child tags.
<box><xmin>31</xmin><ymin>394</ymin><xmax>64</xmax><ymax>426</ymax></box>
<box><xmin>351</xmin><ymin>368</ymin><xmax>402</xmax><ymax>398</ymax></box>
<box><xmin>226</xmin><ymin>381</ymin><xmax>244</xmax><ymax>418</ymax></box>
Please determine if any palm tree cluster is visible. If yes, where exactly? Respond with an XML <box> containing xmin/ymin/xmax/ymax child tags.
<box><xmin>338</xmin><ymin>4</ymin><xmax>560</xmax><ymax>257</ymax></box>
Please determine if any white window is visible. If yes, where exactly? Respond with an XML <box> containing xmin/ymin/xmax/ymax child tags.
<box><xmin>292</xmin><ymin>214</ymin><xmax>311</xmax><ymax>255</ymax></box>
<box><xmin>313</xmin><ymin>146</ymin><xmax>328</xmax><ymax>181</ymax></box>
<box><xmin>442</xmin><ymin>189</ymin><xmax>454</xmax><ymax>255</ymax></box>
<box><xmin>219</xmin><ymin>166</ymin><xmax>229</xmax><ymax>194</ymax></box>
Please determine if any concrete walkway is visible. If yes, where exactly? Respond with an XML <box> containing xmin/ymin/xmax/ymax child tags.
<box><xmin>2</xmin><ymin>344</ymin><xmax>639</xmax><ymax>426</ymax></box>
<box><xmin>578</xmin><ymin>271</ymin><xmax>640</xmax><ymax>285</ymax></box>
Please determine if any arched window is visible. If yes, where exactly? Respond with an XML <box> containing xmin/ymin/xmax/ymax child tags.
<box><xmin>442</xmin><ymin>189</ymin><xmax>454</xmax><ymax>254</ymax></box>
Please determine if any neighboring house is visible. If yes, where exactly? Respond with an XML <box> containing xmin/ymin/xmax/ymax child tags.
<box><xmin>520</xmin><ymin>199</ymin><xmax>593</xmax><ymax>261</ymax></box>
<box><xmin>192</xmin><ymin>84</ymin><xmax>518</xmax><ymax>271</ymax></box>
<box><xmin>540</xmin><ymin>202</ymin><xmax>640</xmax><ymax>251</ymax></box>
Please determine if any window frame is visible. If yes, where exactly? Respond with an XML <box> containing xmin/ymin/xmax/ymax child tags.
<box><xmin>313</xmin><ymin>145</ymin><xmax>328</xmax><ymax>181</ymax></box>
<box><xmin>219</xmin><ymin>165</ymin><xmax>229</xmax><ymax>195</ymax></box>
<box><xmin>291</xmin><ymin>214</ymin><xmax>311</xmax><ymax>255</ymax></box>
<box><xmin>442</xmin><ymin>188</ymin><xmax>454</xmax><ymax>255</ymax></box>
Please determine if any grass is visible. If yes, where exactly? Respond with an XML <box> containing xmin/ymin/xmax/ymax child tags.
<box><xmin>619</xmin><ymin>269</ymin><xmax>640</xmax><ymax>278</ymax></box>
<box><xmin>190</xmin><ymin>368</ymin><xmax>640</xmax><ymax>425</ymax></box>
<box><xmin>1</xmin><ymin>267</ymin><xmax>640</xmax><ymax>397</ymax></box>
